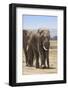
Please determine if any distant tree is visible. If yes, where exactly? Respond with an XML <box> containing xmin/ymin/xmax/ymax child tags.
<box><xmin>53</xmin><ymin>36</ymin><xmax>57</xmax><ymax>40</ymax></box>
<box><xmin>50</xmin><ymin>36</ymin><xmax>57</xmax><ymax>40</ymax></box>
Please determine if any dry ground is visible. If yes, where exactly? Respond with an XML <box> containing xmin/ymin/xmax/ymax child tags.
<box><xmin>22</xmin><ymin>40</ymin><xmax>57</xmax><ymax>75</ymax></box>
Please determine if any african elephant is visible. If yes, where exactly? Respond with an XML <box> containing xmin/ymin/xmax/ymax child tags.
<box><xmin>23</xmin><ymin>30</ymin><xmax>33</xmax><ymax>66</ymax></box>
<box><xmin>23</xmin><ymin>29</ymin><xmax>50</xmax><ymax>68</ymax></box>
<box><xmin>38</xmin><ymin>29</ymin><xmax>50</xmax><ymax>68</ymax></box>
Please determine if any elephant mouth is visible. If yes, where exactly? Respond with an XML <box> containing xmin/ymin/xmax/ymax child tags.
<box><xmin>43</xmin><ymin>46</ymin><xmax>48</xmax><ymax>51</ymax></box>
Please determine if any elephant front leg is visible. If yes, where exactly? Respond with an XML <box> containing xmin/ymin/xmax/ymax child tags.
<box><xmin>35</xmin><ymin>52</ymin><xmax>39</xmax><ymax>68</ymax></box>
<box><xmin>40</xmin><ymin>53</ymin><xmax>46</xmax><ymax>69</ymax></box>
<box><xmin>24</xmin><ymin>51</ymin><xmax>28</xmax><ymax>66</ymax></box>
<box><xmin>47</xmin><ymin>50</ymin><xmax>49</xmax><ymax>68</ymax></box>
<box><xmin>28</xmin><ymin>49</ymin><xmax>34</xmax><ymax>67</ymax></box>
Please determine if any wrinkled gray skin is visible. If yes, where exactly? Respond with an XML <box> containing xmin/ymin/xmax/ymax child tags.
<box><xmin>23</xmin><ymin>30</ymin><xmax>33</xmax><ymax>66</ymax></box>
<box><xmin>23</xmin><ymin>29</ymin><xmax>50</xmax><ymax>68</ymax></box>
<box><xmin>38</xmin><ymin>29</ymin><xmax>50</xmax><ymax>68</ymax></box>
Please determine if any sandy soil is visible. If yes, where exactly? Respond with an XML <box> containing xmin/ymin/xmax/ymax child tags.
<box><xmin>22</xmin><ymin>40</ymin><xmax>57</xmax><ymax>75</ymax></box>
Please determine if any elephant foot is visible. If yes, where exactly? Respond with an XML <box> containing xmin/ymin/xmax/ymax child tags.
<box><xmin>47</xmin><ymin>66</ymin><xmax>50</xmax><ymax>69</ymax></box>
<box><xmin>36</xmin><ymin>65</ymin><xmax>39</xmax><ymax>68</ymax></box>
<box><xmin>41</xmin><ymin>65</ymin><xmax>46</xmax><ymax>69</ymax></box>
<box><xmin>26</xmin><ymin>63</ymin><xmax>33</xmax><ymax>67</ymax></box>
<box><xmin>36</xmin><ymin>67</ymin><xmax>39</xmax><ymax>69</ymax></box>
<box><xmin>28</xmin><ymin>63</ymin><xmax>33</xmax><ymax>66</ymax></box>
<box><xmin>26</xmin><ymin>63</ymin><xmax>29</xmax><ymax>66</ymax></box>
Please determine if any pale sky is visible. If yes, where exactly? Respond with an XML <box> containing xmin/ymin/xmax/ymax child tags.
<box><xmin>22</xmin><ymin>15</ymin><xmax>57</xmax><ymax>37</ymax></box>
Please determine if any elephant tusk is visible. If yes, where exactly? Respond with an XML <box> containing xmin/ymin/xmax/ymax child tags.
<box><xmin>43</xmin><ymin>46</ymin><xmax>47</xmax><ymax>51</ymax></box>
<box><xmin>26</xmin><ymin>45</ymin><xmax>28</xmax><ymax>51</ymax></box>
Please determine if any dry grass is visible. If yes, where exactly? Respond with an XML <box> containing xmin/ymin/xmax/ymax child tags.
<box><xmin>22</xmin><ymin>40</ymin><xmax>57</xmax><ymax>75</ymax></box>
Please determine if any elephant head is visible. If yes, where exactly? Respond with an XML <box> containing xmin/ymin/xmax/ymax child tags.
<box><xmin>38</xmin><ymin>29</ymin><xmax>50</xmax><ymax>51</ymax></box>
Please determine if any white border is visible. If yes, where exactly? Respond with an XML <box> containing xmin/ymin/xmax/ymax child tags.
<box><xmin>16</xmin><ymin>7</ymin><xmax>64</xmax><ymax>83</ymax></box>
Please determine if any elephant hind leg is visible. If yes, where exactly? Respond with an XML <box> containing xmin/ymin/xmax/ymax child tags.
<box><xmin>27</xmin><ymin>47</ymin><xmax>34</xmax><ymax>67</ymax></box>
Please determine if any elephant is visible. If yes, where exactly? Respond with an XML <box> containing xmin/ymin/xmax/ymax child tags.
<box><xmin>23</xmin><ymin>29</ymin><xmax>50</xmax><ymax>68</ymax></box>
<box><xmin>26</xmin><ymin>31</ymin><xmax>40</xmax><ymax>67</ymax></box>
<box><xmin>38</xmin><ymin>29</ymin><xmax>50</xmax><ymax>68</ymax></box>
<box><xmin>23</xmin><ymin>30</ymin><xmax>33</xmax><ymax>66</ymax></box>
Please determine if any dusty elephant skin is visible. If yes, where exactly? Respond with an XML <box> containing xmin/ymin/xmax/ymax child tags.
<box><xmin>23</xmin><ymin>29</ymin><xmax>50</xmax><ymax>69</ymax></box>
<box><xmin>23</xmin><ymin>30</ymin><xmax>33</xmax><ymax>66</ymax></box>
